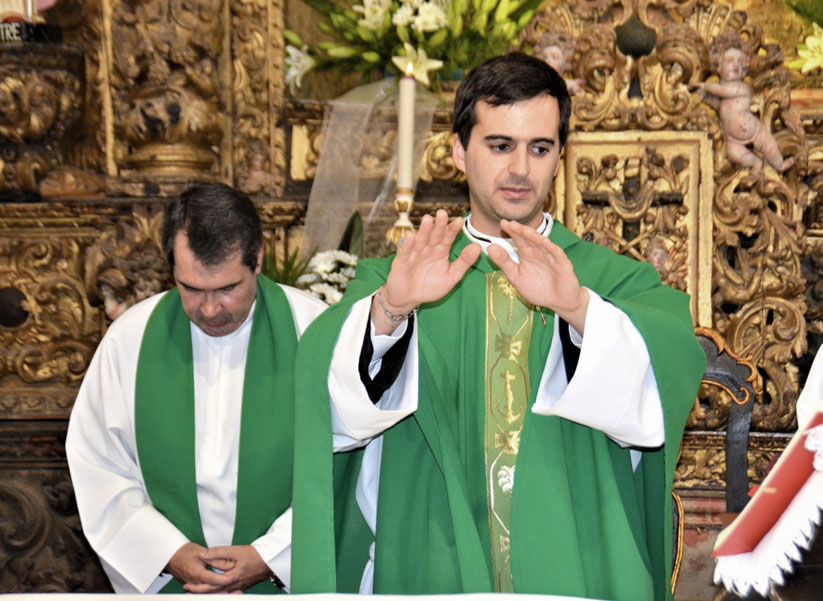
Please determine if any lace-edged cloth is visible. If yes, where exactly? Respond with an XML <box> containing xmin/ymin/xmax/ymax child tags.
<box><xmin>713</xmin><ymin>416</ymin><xmax>823</xmax><ymax>597</ymax></box>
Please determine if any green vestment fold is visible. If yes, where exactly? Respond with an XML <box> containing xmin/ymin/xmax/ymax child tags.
<box><xmin>292</xmin><ymin>224</ymin><xmax>705</xmax><ymax>600</ymax></box>
<box><xmin>136</xmin><ymin>275</ymin><xmax>296</xmax><ymax>594</ymax></box>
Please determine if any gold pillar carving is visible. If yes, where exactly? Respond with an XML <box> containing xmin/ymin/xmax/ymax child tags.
<box><xmin>230</xmin><ymin>0</ymin><xmax>287</xmax><ymax>197</ymax></box>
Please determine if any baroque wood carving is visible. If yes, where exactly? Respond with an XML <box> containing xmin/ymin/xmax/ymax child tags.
<box><xmin>517</xmin><ymin>0</ymin><xmax>811</xmax><ymax>434</ymax></box>
<box><xmin>0</xmin><ymin>421</ymin><xmax>111</xmax><ymax>592</ymax></box>
<box><xmin>0</xmin><ymin>43</ymin><xmax>85</xmax><ymax>195</ymax></box>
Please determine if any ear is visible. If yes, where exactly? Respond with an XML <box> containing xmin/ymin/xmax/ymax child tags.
<box><xmin>254</xmin><ymin>247</ymin><xmax>263</xmax><ymax>275</ymax></box>
<box><xmin>452</xmin><ymin>133</ymin><xmax>467</xmax><ymax>174</ymax></box>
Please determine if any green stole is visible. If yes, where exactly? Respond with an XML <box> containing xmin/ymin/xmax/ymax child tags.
<box><xmin>292</xmin><ymin>224</ymin><xmax>705</xmax><ymax>600</ymax></box>
<box><xmin>136</xmin><ymin>275</ymin><xmax>295</xmax><ymax>594</ymax></box>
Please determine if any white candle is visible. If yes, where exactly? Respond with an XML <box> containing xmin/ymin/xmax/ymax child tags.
<box><xmin>397</xmin><ymin>65</ymin><xmax>415</xmax><ymax>193</ymax></box>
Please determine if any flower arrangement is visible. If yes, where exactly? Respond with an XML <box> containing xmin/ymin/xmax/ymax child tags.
<box><xmin>296</xmin><ymin>250</ymin><xmax>359</xmax><ymax>304</ymax></box>
<box><xmin>785</xmin><ymin>1</ymin><xmax>823</xmax><ymax>74</ymax></box>
<box><xmin>284</xmin><ymin>0</ymin><xmax>543</xmax><ymax>91</ymax></box>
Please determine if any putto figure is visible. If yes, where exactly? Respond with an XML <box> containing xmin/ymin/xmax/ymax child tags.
<box><xmin>692</xmin><ymin>31</ymin><xmax>794</xmax><ymax>176</ymax></box>
<box><xmin>534</xmin><ymin>31</ymin><xmax>584</xmax><ymax>95</ymax></box>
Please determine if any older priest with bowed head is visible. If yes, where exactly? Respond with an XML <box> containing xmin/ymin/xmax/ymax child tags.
<box><xmin>66</xmin><ymin>184</ymin><xmax>327</xmax><ymax>594</ymax></box>
<box><xmin>291</xmin><ymin>53</ymin><xmax>706</xmax><ymax>601</ymax></box>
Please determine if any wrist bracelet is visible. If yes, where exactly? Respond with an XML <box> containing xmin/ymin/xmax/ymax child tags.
<box><xmin>376</xmin><ymin>286</ymin><xmax>418</xmax><ymax>324</ymax></box>
<box><xmin>270</xmin><ymin>573</ymin><xmax>285</xmax><ymax>589</ymax></box>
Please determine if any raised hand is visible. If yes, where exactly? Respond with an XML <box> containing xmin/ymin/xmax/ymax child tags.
<box><xmin>372</xmin><ymin>209</ymin><xmax>481</xmax><ymax>335</ymax></box>
<box><xmin>166</xmin><ymin>542</ymin><xmax>237</xmax><ymax>592</ymax></box>
<box><xmin>487</xmin><ymin>219</ymin><xmax>590</xmax><ymax>334</ymax></box>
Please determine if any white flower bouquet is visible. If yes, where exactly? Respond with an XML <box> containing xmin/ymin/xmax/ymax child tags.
<box><xmin>285</xmin><ymin>0</ymin><xmax>543</xmax><ymax>91</ymax></box>
<box><xmin>296</xmin><ymin>250</ymin><xmax>359</xmax><ymax>304</ymax></box>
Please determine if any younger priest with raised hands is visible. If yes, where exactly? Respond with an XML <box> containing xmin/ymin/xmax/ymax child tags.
<box><xmin>291</xmin><ymin>53</ymin><xmax>706</xmax><ymax>601</ymax></box>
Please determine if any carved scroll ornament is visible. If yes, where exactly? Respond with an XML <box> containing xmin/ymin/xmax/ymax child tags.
<box><xmin>0</xmin><ymin>43</ymin><xmax>84</xmax><ymax>194</ymax></box>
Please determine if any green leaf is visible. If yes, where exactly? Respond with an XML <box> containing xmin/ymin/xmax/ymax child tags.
<box><xmin>362</xmin><ymin>50</ymin><xmax>382</xmax><ymax>63</ymax></box>
<box><xmin>337</xmin><ymin>211</ymin><xmax>364</xmax><ymax>256</ymax></box>
<box><xmin>427</xmin><ymin>28</ymin><xmax>449</xmax><ymax>49</ymax></box>
<box><xmin>493</xmin><ymin>0</ymin><xmax>510</xmax><ymax>23</ymax></box>
<box><xmin>470</xmin><ymin>12</ymin><xmax>488</xmax><ymax>33</ymax></box>
<box><xmin>300</xmin><ymin>0</ymin><xmax>340</xmax><ymax>17</ymax></box>
<box><xmin>516</xmin><ymin>9</ymin><xmax>534</xmax><ymax>28</ymax></box>
<box><xmin>284</xmin><ymin>29</ymin><xmax>304</xmax><ymax>47</ymax></box>
<box><xmin>326</xmin><ymin>44</ymin><xmax>360</xmax><ymax>58</ymax></box>
<box><xmin>261</xmin><ymin>245</ymin><xmax>314</xmax><ymax>287</ymax></box>
<box><xmin>397</xmin><ymin>24</ymin><xmax>411</xmax><ymax>44</ymax></box>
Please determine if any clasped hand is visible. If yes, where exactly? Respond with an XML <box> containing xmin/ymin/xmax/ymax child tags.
<box><xmin>166</xmin><ymin>541</ymin><xmax>273</xmax><ymax>593</ymax></box>
<box><xmin>373</xmin><ymin>210</ymin><xmax>589</xmax><ymax>335</ymax></box>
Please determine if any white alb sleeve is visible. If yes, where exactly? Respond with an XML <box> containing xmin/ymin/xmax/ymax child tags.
<box><xmin>533</xmin><ymin>289</ymin><xmax>665</xmax><ymax>448</ymax></box>
<box><xmin>328</xmin><ymin>296</ymin><xmax>418</xmax><ymax>451</ymax></box>
<box><xmin>250</xmin><ymin>506</ymin><xmax>292</xmax><ymax>591</ymax></box>
<box><xmin>65</xmin><ymin>312</ymin><xmax>189</xmax><ymax>593</ymax></box>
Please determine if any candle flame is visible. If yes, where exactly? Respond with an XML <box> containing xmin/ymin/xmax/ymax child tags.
<box><xmin>405</xmin><ymin>62</ymin><xmax>415</xmax><ymax>77</ymax></box>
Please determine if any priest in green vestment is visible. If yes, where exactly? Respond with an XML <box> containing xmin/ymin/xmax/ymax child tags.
<box><xmin>291</xmin><ymin>53</ymin><xmax>705</xmax><ymax>601</ymax></box>
<box><xmin>66</xmin><ymin>184</ymin><xmax>327</xmax><ymax>594</ymax></box>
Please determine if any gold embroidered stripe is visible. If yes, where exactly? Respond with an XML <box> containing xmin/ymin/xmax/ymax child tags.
<box><xmin>484</xmin><ymin>271</ymin><xmax>532</xmax><ymax>592</ymax></box>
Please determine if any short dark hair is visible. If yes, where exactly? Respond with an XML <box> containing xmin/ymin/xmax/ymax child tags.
<box><xmin>453</xmin><ymin>52</ymin><xmax>572</xmax><ymax>150</ymax></box>
<box><xmin>162</xmin><ymin>183</ymin><xmax>263</xmax><ymax>273</ymax></box>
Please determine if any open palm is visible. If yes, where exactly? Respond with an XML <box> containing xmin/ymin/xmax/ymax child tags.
<box><xmin>487</xmin><ymin>219</ymin><xmax>589</xmax><ymax>332</ymax></box>
<box><xmin>382</xmin><ymin>210</ymin><xmax>481</xmax><ymax>311</ymax></box>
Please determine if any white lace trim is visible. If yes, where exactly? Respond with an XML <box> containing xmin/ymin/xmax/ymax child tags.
<box><xmin>807</xmin><ymin>424</ymin><xmax>823</xmax><ymax>471</ymax></box>
<box><xmin>713</xmin><ymin>424</ymin><xmax>823</xmax><ymax>597</ymax></box>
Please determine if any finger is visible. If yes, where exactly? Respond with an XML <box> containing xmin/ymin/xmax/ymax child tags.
<box><xmin>427</xmin><ymin>209</ymin><xmax>450</xmax><ymax>248</ymax></box>
<box><xmin>184</xmin><ymin>582</ymin><xmax>234</xmax><ymax>594</ymax></box>
<box><xmin>200</xmin><ymin>546</ymin><xmax>235</xmax><ymax>561</ymax></box>
<box><xmin>202</xmin><ymin>558</ymin><xmax>235</xmax><ymax>571</ymax></box>
<box><xmin>448</xmin><ymin>243</ymin><xmax>481</xmax><ymax>283</ymax></box>
<box><xmin>183</xmin><ymin>569</ymin><xmax>236</xmax><ymax>588</ymax></box>
<box><xmin>501</xmin><ymin>219</ymin><xmax>548</xmax><ymax>251</ymax></box>
<box><xmin>395</xmin><ymin>229</ymin><xmax>416</xmax><ymax>260</ymax></box>
<box><xmin>438</xmin><ymin>214</ymin><xmax>465</xmax><ymax>249</ymax></box>
<box><xmin>412</xmin><ymin>213</ymin><xmax>434</xmax><ymax>251</ymax></box>
<box><xmin>487</xmin><ymin>244</ymin><xmax>518</xmax><ymax>282</ymax></box>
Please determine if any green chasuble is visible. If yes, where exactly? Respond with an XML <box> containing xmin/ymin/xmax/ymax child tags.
<box><xmin>292</xmin><ymin>224</ymin><xmax>705</xmax><ymax>600</ymax></box>
<box><xmin>135</xmin><ymin>275</ymin><xmax>296</xmax><ymax>594</ymax></box>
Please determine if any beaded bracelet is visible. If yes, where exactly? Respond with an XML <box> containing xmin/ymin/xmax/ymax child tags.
<box><xmin>376</xmin><ymin>286</ymin><xmax>418</xmax><ymax>325</ymax></box>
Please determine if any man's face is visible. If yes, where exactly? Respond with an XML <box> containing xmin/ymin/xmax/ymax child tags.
<box><xmin>452</xmin><ymin>94</ymin><xmax>562</xmax><ymax>237</ymax></box>
<box><xmin>172</xmin><ymin>231</ymin><xmax>262</xmax><ymax>337</ymax></box>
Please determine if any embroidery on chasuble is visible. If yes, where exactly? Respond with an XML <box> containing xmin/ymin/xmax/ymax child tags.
<box><xmin>484</xmin><ymin>271</ymin><xmax>533</xmax><ymax>592</ymax></box>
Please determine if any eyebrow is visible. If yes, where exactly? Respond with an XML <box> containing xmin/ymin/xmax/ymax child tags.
<box><xmin>177</xmin><ymin>279</ymin><xmax>241</xmax><ymax>292</ymax></box>
<box><xmin>483</xmin><ymin>135</ymin><xmax>555</xmax><ymax>146</ymax></box>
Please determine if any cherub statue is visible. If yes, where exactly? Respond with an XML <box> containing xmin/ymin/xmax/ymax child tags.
<box><xmin>692</xmin><ymin>32</ymin><xmax>794</xmax><ymax>176</ymax></box>
<box><xmin>237</xmin><ymin>141</ymin><xmax>274</xmax><ymax>194</ymax></box>
<box><xmin>535</xmin><ymin>31</ymin><xmax>584</xmax><ymax>95</ymax></box>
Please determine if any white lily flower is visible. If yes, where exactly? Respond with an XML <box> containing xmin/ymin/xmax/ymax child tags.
<box><xmin>391</xmin><ymin>43</ymin><xmax>444</xmax><ymax>86</ymax></box>
<box><xmin>285</xmin><ymin>44</ymin><xmax>316</xmax><ymax>94</ymax></box>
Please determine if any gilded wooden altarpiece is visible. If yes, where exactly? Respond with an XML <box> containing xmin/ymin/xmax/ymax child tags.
<box><xmin>0</xmin><ymin>0</ymin><xmax>822</xmax><ymax>595</ymax></box>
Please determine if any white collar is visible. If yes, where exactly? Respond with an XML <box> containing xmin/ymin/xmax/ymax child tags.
<box><xmin>463</xmin><ymin>213</ymin><xmax>553</xmax><ymax>263</ymax></box>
